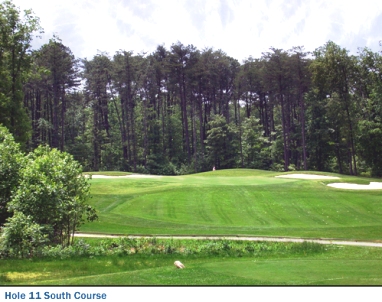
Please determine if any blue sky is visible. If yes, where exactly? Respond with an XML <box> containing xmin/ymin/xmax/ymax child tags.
<box><xmin>11</xmin><ymin>0</ymin><xmax>382</xmax><ymax>62</ymax></box>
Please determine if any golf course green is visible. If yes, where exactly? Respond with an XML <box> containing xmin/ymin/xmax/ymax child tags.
<box><xmin>2</xmin><ymin>169</ymin><xmax>382</xmax><ymax>285</ymax></box>
<box><xmin>81</xmin><ymin>169</ymin><xmax>382</xmax><ymax>241</ymax></box>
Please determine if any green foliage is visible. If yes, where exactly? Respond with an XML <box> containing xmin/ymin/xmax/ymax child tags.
<box><xmin>0</xmin><ymin>240</ymin><xmax>380</xmax><ymax>285</ymax></box>
<box><xmin>0</xmin><ymin>1</ymin><xmax>42</xmax><ymax>146</ymax></box>
<box><xmin>16</xmin><ymin>36</ymin><xmax>382</xmax><ymax>176</ymax></box>
<box><xmin>241</xmin><ymin>116</ymin><xmax>273</xmax><ymax>169</ymax></box>
<box><xmin>0</xmin><ymin>125</ymin><xmax>24</xmax><ymax>225</ymax></box>
<box><xmin>309</xmin><ymin>41</ymin><xmax>359</xmax><ymax>175</ymax></box>
<box><xmin>305</xmin><ymin>90</ymin><xmax>333</xmax><ymax>171</ymax></box>
<box><xmin>358</xmin><ymin>119</ymin><xmax>382</xmax><ymax>176</ymax></box>
<box><xmin>1</xmin><ymin>244</ymin><xmax>382</xmax><ymax>285</ymax></box>
<box><xmin>205</xmin><ymin>115</ymin><xmax>239</xmax><ymax>169</ymax></box>
<box><xmin>7</xmin><ymin>145</ymin><xmax>97</xmax><ymax>249</ymax></box>
<box><xmin>155</xmin><ymin>162</ymin><xmax>179</xmax><ymax>175</ymax></box>
<box><xmin>177</xmin><ymin>163</ymin><xmax>196</xmax><ymax>175</ymax></box>
<box><xmin>145</xmin><ymin>153</ymin><xmax>170</xmax><ymax>175</ymax></box>
<box><xmin>25</xmin><ymin>35</ymin><xmax>80</xmax><ymax>150</ymax></box>
<box><xmin>21</xmin><ymin>237</ymin><xmax>326</xmax><ymax>260</ymax></box>
<box><xmin>0</xmin><ymin>211</ymin><xmax>46</xmax><ymax>258</ymax></box>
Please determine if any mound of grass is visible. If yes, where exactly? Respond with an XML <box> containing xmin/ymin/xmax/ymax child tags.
<box><xmin>81</xmin><ymin>169</ymin><xmax>382</xmax><ymax>240</ymax></box>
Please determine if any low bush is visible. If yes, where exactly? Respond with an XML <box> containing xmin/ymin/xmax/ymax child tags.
<box><xmin>0</xmin><ymin>212</ymin><xmax>47</xmax><ymax>258</ymax></box>
<box><xmin>15</xmin><ymin>237</ymin><xmax>327</xmax><ymax>260</ymax></box>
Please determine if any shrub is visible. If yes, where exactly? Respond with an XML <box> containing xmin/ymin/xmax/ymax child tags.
<box><xmin>270</xmin><ymin>163</ymin><xmax>284</xmax><ymax>172</ymax></box>
<box><xmin>7</xmin><ymin>146</ymin><xmax>97</xmax><ymax>248</ymax></box>
<box><xmin>158</xmin><ymin>162</ymin><xmax>179</xmax><ymax>175</ymax></box>
<box><xmin>0</xmin><ymin>212</ymin><xmax>47</xmax><ymax>258</ymax></box>
<box><xmin>135</xmin><ymin>165</ymin><xmax>149</xmax><ymax>174</ymax></box>
<box><xmin>0</xmin><ymin>236</ymin><xmax>328</xmax><ymax>259</ymax></box>
<box><xmin>0</xmin><ymin>129</ymin><xmax>98</xmax><ymax>259</ymax></box>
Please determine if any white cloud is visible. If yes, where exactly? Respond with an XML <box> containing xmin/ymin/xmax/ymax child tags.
<box><xmin>10</xmin><ymin>0</ymin><xmax>382</xmax><ymax>62</ymax></box>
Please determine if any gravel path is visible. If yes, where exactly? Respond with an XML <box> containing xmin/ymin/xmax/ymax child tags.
<box><xmin>74</xmin><ymin>233</ymin><xmax>382</xmax><ymax>248</ymax></box>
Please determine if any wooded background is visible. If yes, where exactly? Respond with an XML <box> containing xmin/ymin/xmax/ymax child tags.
<box><xmin>2</xmin><ymin>1</ymin><xmax>382</xmax><ymax>176</ymax></box>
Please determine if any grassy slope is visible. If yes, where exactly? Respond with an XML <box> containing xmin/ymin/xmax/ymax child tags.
<box><xmin>1</xmin><ymin>245</ymin><xmax>382</xmax><ymax>285</ymax></box>
<box><xmin>2</xmin><ymin>169</ymin><xmax>382</xmax><ymax>286</ymax></box>
<box><xmin>80</xmin><ymin>169</ymin><xmax>382</xmax><ymax>240</ymax></box>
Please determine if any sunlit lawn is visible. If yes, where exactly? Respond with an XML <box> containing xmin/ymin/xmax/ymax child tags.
<box><xmin>1</xmin><ymin>244</ymin><xmax>382</xmax><ymax>285</ymax></box>
<box><xmin>80</xmin><ymin>169</ymin><xmax>382</xmax><ymax>241</ymax></box>
<box><xmin>2</xmin><ymin>169</ymin><xmax>382</xmax><ymax>286</ymax></box>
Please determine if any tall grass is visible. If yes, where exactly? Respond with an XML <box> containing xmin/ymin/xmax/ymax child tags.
<box><xmin>1</xmin><ymin>240</ymin><xmax>382</xmax><ymax>285</ymax></box>
<box><xmin>25</xmin><ymin>238</ymin><xmax>327</xmax><ymax>259</ymax></box>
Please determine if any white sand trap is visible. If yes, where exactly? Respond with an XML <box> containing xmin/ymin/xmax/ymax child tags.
<box><xmin>275</xmin><ymin>174</ymin><xmax>382</xmax><ymax>190</ymax></box>
<box><xmin>327</xmin><ymin>182</ymin><xmax>382</xmax><ymax>190</ymax></box>
<box><xmin>275</xmin><ymin>174</ymin><xmax>340</xmax><ymax>180</ymax></box>
<box><xmin>86</xmin><ymin>174</ymin><xmax>162</xmax><ymax>179</ymax></box>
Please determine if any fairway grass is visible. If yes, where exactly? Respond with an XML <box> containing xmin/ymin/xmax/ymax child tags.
<box><xmin>2</xmin><ymin>169</ymin><xmax>380</xmax><ymax>286</ymax></box>
<box><xmin>81</xmin><ymin>169</ymin><xmax>382</xmax><ymax>241</ymax></box>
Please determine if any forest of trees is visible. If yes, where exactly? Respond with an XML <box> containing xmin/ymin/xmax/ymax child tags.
<box><xmin>2</xmin><ymin>1</ymin><xmax>382</xmax><ymax>176</ymax></box>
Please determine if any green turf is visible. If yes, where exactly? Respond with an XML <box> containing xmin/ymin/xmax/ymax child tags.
<box><xmin>2</xmin><ymin>168</ymin><xmax>380</xmax><ymax>286</ymax></box>
<box><xmin>80</xmin><ymin>169</ymin><xmax>382</xmax><ymax>240</ymax></box>
<box><xmin>1</xmin><ymin>244</ymin><xmax>382</xmax><ymax>285</ymax></box>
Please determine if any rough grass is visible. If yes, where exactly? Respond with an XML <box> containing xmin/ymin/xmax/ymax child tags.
<box><xmin>80</xmin><ymin>169</ymin><xmax>382</xmax><ymax>240</ymax></box>
<box><xmin>1</xmin><ymin>241</ymin><xmax>382</xmax><ymax>285</ymax></box>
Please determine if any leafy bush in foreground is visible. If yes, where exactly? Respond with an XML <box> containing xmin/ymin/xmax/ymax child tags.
<box><xmin>0</xmin><ymin>212</ymin><xmax>47</xmax><ymax>258</ymax></box>
<box><xmin>0</xmin><ymin>127</ymin><xmax>98</xmax><ymax>258</ymax></box>
<box><xmin>8</xmin><ymin>146</ymin><xmax>97</xmax><ymax>248</ymax></box>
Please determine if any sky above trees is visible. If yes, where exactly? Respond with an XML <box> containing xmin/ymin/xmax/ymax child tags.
<box><xmin>10</xmin><ymin>0</ymin><xmax>382</xmax><ymax>61</ymax></box>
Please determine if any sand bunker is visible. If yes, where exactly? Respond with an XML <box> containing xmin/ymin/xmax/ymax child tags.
<box><xmin>86</xmin><ymin>174</ymin><xmax>162</xmax><ymax>179</ymax></box>
<box><xmin>275</xmin><ymin>174</ymin><xmax>382</xmax><ymax>190</ymax></box>
<box><xmin>327</xmin><ymin>182</ymin><xmax>382</xmax><ymax>190</ymax></box>
<box><xmin>275</xmin><ymin>174</ymin><xmax>340</xmax><ymax>180</ymax></box>
<box><xmin>87</xmin><ymin>173</ymin><xmax>382</xmax><ymax>190</ymax></box>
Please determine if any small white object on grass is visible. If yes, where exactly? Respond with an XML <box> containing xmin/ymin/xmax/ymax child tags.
<box><xmin>174</xmin><ymin>260</ymin><xmax>185</xmax><ymax>269</ymax></box>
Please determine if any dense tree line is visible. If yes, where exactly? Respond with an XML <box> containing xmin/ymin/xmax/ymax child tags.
<box><xmin>1</xmin><ymin>0</ymin><xmax>382</xmax><ymax>176</ymax></box>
